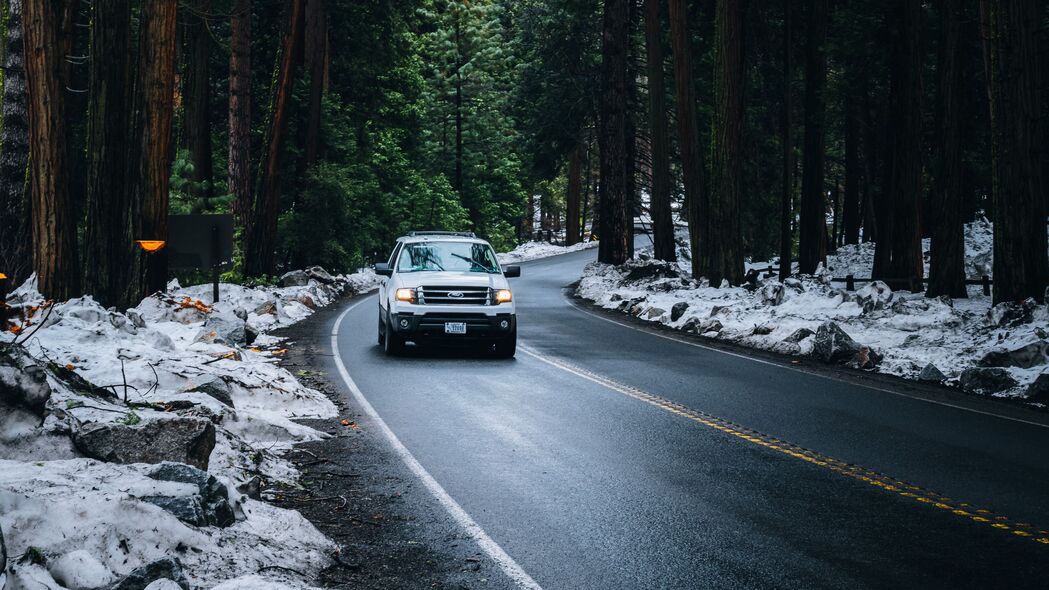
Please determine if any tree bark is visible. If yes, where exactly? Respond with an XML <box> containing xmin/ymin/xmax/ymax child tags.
<box><xmin>842</xmin><ymin>79</ymin><xmax>861</xmax><ymax>246</ymax></box>
<box><xmin>708</xmin><ymin>0</ymin><xmax>744</xmax><ymax>286</ymax></box>
<box><xmin>875</xmin><ymin>0</ymin><xmax>923</xmax><ymax>292</ymax></box>
<box><xmin>566</xmin><ymin>144</ymin><xmax>582</xmax><ymax>246</ymax></box>
<box><xmin>927</xmin><ymin>0</ymin><xmax>967</xmax><ymax>299</ymax></box>
<box><xmin>645</xmin><ymin>0</ymin><xmax>674</xmax><ymax>261</ymax></box>
<box><xmin>798</xmin><ymin>0</ymin><xmax>828</xmax><ymax>275</ymax></box>
<box><xmin>668</xmin><ymin>0</ymin><xmax>706</xmax><ymax>278</ymax></box>
<box><xmin>597</xmin><ymin>0</ymin><xmax>630</xmax><ymax>265</ymax></box>
<box><xmin>23</xmin><ymin>0</ymin><xmax>78</xmax><ymax>300</ymax></box>
<box><xmin>778</xmin><ymin>0</ymin><xmax>793</xmax><ymax>280</ymax></box>
<box><xmin>84</xmin><ymin>0</ymin><xmax>133</xmax><ymax>308</ymax></box>
<box><xmin>129</xmin><ymin>0</ymin><xmax>178</xmax><ymax>297</ymax></box>
<box><xmin>989</xmin><ymin>0</ymin><xmax>1047</xmax><ymax>303</ymax></box>
<box><xmin>183</xmin><ymin>0</ymin><xmax>214</xmax><ymax>208</ymax></box>
<box><xmin>229</xmin><ymin>0</ymin><xmax>252</xmax><ymax>226</ymax></box>
<box><xmin>304</xmin><ymin>0</ymin><xmax>327</xmax><ymax>167</ymax></box>
<box><xmin>0</xmin><ymin>0</ymin><xmax>31</xmax><ymax>286</ymax></box>
<box><xmin>245</xmin><ymin>0</ymin><xmax>305</xmax><ymax>277</ymax></box>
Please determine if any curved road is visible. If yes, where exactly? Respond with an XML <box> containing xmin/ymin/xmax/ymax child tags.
<box><xmin>328</xmin><ymin>247</ymin><xmax>1049</xmax><ymax>589</ymax></box>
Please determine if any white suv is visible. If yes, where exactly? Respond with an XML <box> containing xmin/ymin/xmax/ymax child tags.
<box><xmin>375</xmin><ymin>232</ymin><xmax>521</xmax><ymax>357</ymax></box>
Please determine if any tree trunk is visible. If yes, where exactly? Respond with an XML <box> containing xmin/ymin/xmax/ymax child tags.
<box><xmin>708</xmin><ymin>0</ymin><xmax>744</xmax><ymax>286</ymax></box>
<box><xmin>842</xmin><ymin>79</ymin><xmax>862</xmax><ymax>246</ymax></box>
<box><xmin>645</xmin><ymin>0</ymin><xmax>675</xmax><ymax>261</ymax></box>
<box><xmin>0</xmin><ymin>0</ymin><xmax>31</xmax><ymax>286</ymax></box>
<box><xmin>876</xmin><ymin>0</ymin><xmax>923</xmax><ymax>292</ymax></box>
<box><xmin>183</xmin><ymin>0</ymin><xmax>213</xmax><ymax>209</ymax></box>
<box><xmin>668</xmin><ymin>0</ymin><xmax>706</xmax><ymax>278</ymax></box>
<box><xmin>23</xmin><ymin>0</ymin><xmax>78</xmax><ymax>300</ymax></box>
<box><xmin>798</xmin><ymin>0</ymin><xmax>828</xmax><ymax>275</ymax></box>
<box><xmin>129</xmin><ymin>0</ymin><xmax>178</xmax><ymax>298</ymax></box>
<box><xmin>989</xmin><ymin>0</ymin><xmax>1047</xmax><ymax>303</ymax></box>
<box><xmin>597</xmin><ymin>0</ymin><xmax>630</xmax><ymax>265</ymax></box>
<box><xmin>927</xmin><ymin>0</ymin><xmax>967</xmax><ymax>299</ymax></box>
<box><xmin>778</xmin><ymin>0</ymin><xmax>793</xmax><ymax>280</ymax></box>
<box><xmin>229</xmin><ymin>0</ymin><xmax>252</xmax><ymax>226</ymax></box>
<box><xmin>304</xmin><ymin>0</ymin><xmax>326</xmax><ymax>167</ymax></box>
<box><xmin>83</xmin><ymin>0</ymin><xmax>133</xmax><ymax>308</ymax></box>
<box><xmin>566</xmin><ymin>144</ymin><xmax>582</xmax><ymax>246</ymax></box>
<box><xmin>245</xmin><ymin>0</ymin><xmax>305</xmax><ymax>277</ymax></box>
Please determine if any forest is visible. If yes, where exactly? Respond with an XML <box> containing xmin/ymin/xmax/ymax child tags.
<box><xmin>0</xmin><ymin>0</ymin><xmax>1045</xmax><ymax>309</ymax></box>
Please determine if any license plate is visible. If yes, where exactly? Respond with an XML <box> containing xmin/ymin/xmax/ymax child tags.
<box><xmin>444</xmin><ymin>322</ymin><xmax>467</xmax><ymax>334</ymax></box>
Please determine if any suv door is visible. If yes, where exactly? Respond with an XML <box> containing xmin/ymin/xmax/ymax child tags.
<box><xmin>379</xmin><ymin>243</ymin><xmax>401</xmax><ymax>311</ymax></box>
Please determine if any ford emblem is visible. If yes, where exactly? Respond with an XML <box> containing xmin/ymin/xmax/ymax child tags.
<box><xmin>448</xmin><ymin>291</ymin><xmax>464</xmax><ymax>298</ymax></box>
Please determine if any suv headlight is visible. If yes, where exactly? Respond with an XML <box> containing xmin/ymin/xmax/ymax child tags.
<box><xmin>395</xmin><ymin>288</ymin><xmax>416</xmax><ymax>303</ymax></box>
<box><xmin>494</xmin><ymin>289</ymin><xmax>512</xmax><ymax>303</ymax></box>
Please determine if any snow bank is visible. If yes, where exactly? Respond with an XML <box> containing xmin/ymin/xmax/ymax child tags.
<box><xmin>497</xmin><ymin>240</ymin><xmax>596</xmax><ymax>265</ymax></box>
<box><xmin>578</xmin><ymin>227</ymin><xmax>1049</xmax><ymax>405</ymax></box>
<box><xmin>1</xmin><ymin>268</ymin><xmax>379</xmax><ymax>588</ymax></box>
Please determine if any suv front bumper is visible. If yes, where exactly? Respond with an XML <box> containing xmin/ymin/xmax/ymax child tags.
<box><xmin>387</xmin><ymin>311</ymin><xmax>516</xmax><ymax>342</ymax></box>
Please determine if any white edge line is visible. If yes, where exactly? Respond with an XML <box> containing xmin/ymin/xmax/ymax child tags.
<box><xmin>563</xmin><ymin>293</ymin><xmax>1049</xmax><ymax>430</ymax></box>
<box><xmin>330</xmin><ymin>298</ymin><xmax>543</xmax><ymax>590</ymax></box>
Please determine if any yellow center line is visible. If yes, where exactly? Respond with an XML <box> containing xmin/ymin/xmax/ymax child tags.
<box><xmin>519</xmin><ymin>345</ymin><xmax>1049</xmax><ymax>548</ymax></box>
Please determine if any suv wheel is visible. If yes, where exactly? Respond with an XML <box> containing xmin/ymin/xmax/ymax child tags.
<box><xmin>493</xmin><ymin>327</ymin><xmax>517</xmax><ymax>359</ymax></box>
<box><xmin>377</xmin><ymin>314</ymin><xmax>386</xmax><ymax>345</ymax></box>
<box><xmin>383</xmin><ymin>315</ymin><xmax>405</xmax><ymax>356</ymax></box>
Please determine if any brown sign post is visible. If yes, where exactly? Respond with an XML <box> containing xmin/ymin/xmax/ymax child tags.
<box><xmin>168</xmin><ymin>214</ymin><xmax>235</xmax><ymax>303</ymax></box>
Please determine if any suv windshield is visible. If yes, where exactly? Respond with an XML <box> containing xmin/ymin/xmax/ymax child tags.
<box><xmin>397</xmin><ymin>241</ymin><xmax>501</xmax><ymax>273</ymax></box>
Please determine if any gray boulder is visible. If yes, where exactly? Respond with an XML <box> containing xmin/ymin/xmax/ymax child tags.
<box><xmin>184</xmin><ymin>376</ymin><xmax>233</xmax><ymax>408</ymax></box>
<box><xmin>624</xmin><ymin>261</ymin><xmax>679</xmax><ymax>283</ymax></box>
<box><xmin>670</xmin><ymin>302</ymin><xmax>690</xmax><ymax>322</ymax></box>
<box><xmin>144</xmin><ymin>463</ymin><xmax>235</xmax><ymax>527</ymax></box>
<box><xmin>254</xmin><ymin>301</ymin><xmax>277</xmax><ymax>316</ymax></box>
<box><xmin>752</xmin><ymin>324</ymin><xmax>774</xmax><ymax>336</ymax></box>
<box><xmin>74</xmin><ymin>418</ymin><xmax>216</xmax><ymax>470</ymax></box>
<box><xmin>0</xmin><ymin>344</ymin><xmax>52</xmax><ymax>414</ymax></box>
<box><xmin>199</xmin><ymin>309</ymin><xmax>247</xmax><ymax>345</ymax></box>
<box><xmin>280</xmin><ymin>270</ymin><xmax>310</xmax><ymax>287</ymax></box>
<box><xmin>305</xmin><ymin>266</ymin><xmax>336</xmax><ymax>284</ymax></box>
<box><xmin>110</xmin><ymin>558</ymin><xmax>188</xmax><ymax>590</ymax></box>
<box><xmin>988</xmin><ymin>298</ymin><xmax>1038</xmax><ymax>327</ymax></box>
<box><xmin>1024</xmin><ymin>372</ymin><xmax>1049</xmax><ymax>404</ymax></box>
<box><xmin>644</xmin><ymin>307</ymin><xmax>666</xmax><ymax>320</ymax></box>
<box><xmin>855</xmin><ymin>280</ymin><xmax>893</xmax><ymax>313</ymax></box>
<box><xmin>127</xmin><ymin>309</ymin><xmax>147</xmax><ymax>328</ymax></box>
<box><xmin>783</xmin><ymin>327</ymin><xmax>815</xmax><ymax>343</ymax></box>
<box><xmin>918</xmin><ymin>363</ymin><xmax>946</xmax><ymax>383</ymax></box>
<box><xmin>760</xmin><ymin>281</ymin><xmax>785</xmax><ymax>306</ymax></box>
<box><xmin>977</xmin><ymin>341</ymin><xmax>1049</xmax><ymax>370</ymax></box>
<box><xmin>696</xmin><ymin>319</ymin><xmax>723</xmax><ymax>334</ymax></box>
<box><xmin>959</xmin><ymin>367</ymin><xmax>1019</xmax><ymax>396</ymax></box>
<box><xmin>812</xmin><ymin>322</ymin><xmax>862</xmax><ymax>364</ymax></box>
<box><xmin>783</xmin><ymin>277</ymin><xmax>804</xmax><ymax>292</ymax></box>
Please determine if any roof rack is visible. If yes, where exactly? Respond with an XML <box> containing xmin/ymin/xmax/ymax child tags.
<box><xmin>404</xmin><ymin>231</ymin><xmax>477</xmax><ymax>238</ymax></box>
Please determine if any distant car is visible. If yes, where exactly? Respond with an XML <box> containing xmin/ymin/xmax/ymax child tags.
<box><xmin>374</xmin><ymin>231</ymin><xmax>520</xmax><ymax>358</ymax></box>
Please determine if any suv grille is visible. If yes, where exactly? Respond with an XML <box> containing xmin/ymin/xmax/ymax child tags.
<box><xmin>418</xmin><ymin>285</ymin><xmax>490</xmax><ymax>305</ymax></box>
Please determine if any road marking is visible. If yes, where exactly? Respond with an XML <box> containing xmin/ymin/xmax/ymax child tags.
<box><xmin>562</xmin><ymin>294</ymin><xmax>1049</xmax><ymax>430</ymax></box>
<box><xmin>332</xmin><ymin>298</ymin><xmax>543</xmax><ymax>590</ymax></box>
<box><xmin>518</xmin><ymin>344</ymin><xmax>1049</xmax><ymax>547</ymax></box>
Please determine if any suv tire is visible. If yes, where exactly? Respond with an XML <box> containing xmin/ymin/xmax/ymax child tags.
<box><xmin>383</xmin><ymin>315</ymin><xmax>405</xmax><ymax>356</ymax></box>
<box><xmin>493</xmin><ymin>327</ymin><xmax>517</xmax><ymax>359</ymax></box>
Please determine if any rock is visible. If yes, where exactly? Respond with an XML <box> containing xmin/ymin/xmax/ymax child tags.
<box><xmin>236</xmin><ymin>475</ymin><xmax>262</xmax><ymax>500</ymax></box>
<box><xmin>624</xmin><ymin>261</ymin><xmax>678</xmax><ymax>283</ymax></box>
<box><xmin>295</xmin><ymin>294</ymin><xmax>318</xmax><ymax>310</ymax></box>
<box><xmin>148</xmin><ymin>331</ymin><xmax>176</xmax><ymax>352</ymax></box>
<box><xmin>812</xmin><ymin>322</ymin><xmax>861</xmax><ymax>364</ymax></box>
<box><xmin>670</xmin><ymin>302</ymin><xmax>690</xmax><ymax>322</ymax></box>
<box><xmin>752</xmin><ymin>324</ymin><xmax>774</xmax><ymax>336</ymax></box>
<box><xmin>709</xmin><ymin>305</ymin><xmax>732</xmax><ymax>317</ymax></box>
<box><xmin>977</xmin><ymin>341</ymin><xmax>1049</xmax><ymax>369</ymax></box>
<box><xmin>718</xmin><ymin>278</ymin><xmax>730</xmax><ymax>289</ymax></box>
<box><xmin>254</xmin><ymin>301</ymin><xmax>277</xmax><ymax>316</ymax></box>
<box><xmin>184</xmin><ymin>376</ymin><xmax>233</xmax><ymax>408</ymax></box>
<box><xmin>201</xmin><ymin>310</ymin><xmax>247</xmax><ymax>345</ymax></box>
<box><xmin>110</xmin><ymin>558</ymin><xmax>189</xmax><ymax>590</ymax></box>
<box><xmin>918</xmin><ymin>363</ymin><xmax>946</xmax><ymax>383</ymax></box>
<box><xmin>171</xmin><ymin>307</ymin><xmax>206</xmax><ymax>325</ymax></box>
<box><xmin>609</xmin><ymin>293</ymin><xmax>623</xmax><ymax>302</ymax></box>
<box><xmin>855</xmin><ymin>280</ymin><xmax>893</xmax><ymax>313</ymax></box>
<box><xmin>783</xmin><ymin>327</ymin><xmax>815</xmax><ymax>343</ymax></box>
<box><xmin>144</xmin><ymin>581</ymin><xmax>185</xmax><ymax>590</ymax></box>
<box><xmin>280</xmin><ymin>270</ymin><xmax>310</xmax><ymax>287</ymax></box>
<box><xmin>760</xmin><ymin>281</ymin><xmax>785</xmax><ymax>306</ymax></box>
<box><xmin>1024</xmin><ymin>372</ymin><xmax>1049</xmax><ymax>404</ymax></box>
<box><xmin>0</xmin><ymin>345</ymin><xmax>52</xmax><ymax>414</ymax></box>
<box><xmin>127</xmin><ymin>309</ymin><xmax>147</xmax><ymax>329</ymax></box>
<box><xmin>644</xmin><ymin>307</ymin><xmax>666</xmax><ymax>320</ymax></box>
<box><xmin>848</xmin><ymin>346</ymin><xmax>882</xmax><ymax>370</ymax></box>
<box><xmin>680</xmin><ymin>317</ymin><xmax>701</xmax><ymax>333</ymax></box>
<box><xmin>49</xmin><ymin>550</ymin><xmax>113</xmax><ymax>589</ymax></box>
<box><xmin>147</xmin><ymin>463</ymin><xmax>235</xmax><ymax>527</ymax></box>
<box><xmin>305</xmin><ymin>266</ymin><xmax>336</xmax><ymax>284</ymax></box>
<box><xmin>988</xmin><ymin>298</ymin><xmax>1037</xmax><ymax>327</ymax></box>
<box><xmin>637</xmin><ymin>250</ymin><xmax>652</xmax><ymax>261</ymax></box>
<box><xmin>244</xmin><ymin>323</ymin><xmax>259</xmax><ymax>346</ymax></box>
<box><xmin>959</xmin><ymin>367</ymin><xmax>1019</xmax><ymax>396</ymax></box>
<box><xmin>108</xmin><ymin>313</ymin><xmax>137</xmax><ymax>335</ymax></box>
<box><xmin>697</xmin><ymin>319</ymin><xmax>723</xmax><ymax>334</ymax></box>
<box><xmin>783</xmin><ymin>278</ymin><xmax>804</xmax><ymax>292</ymax></box>
<box><xmin>73</xmin><ymin>418</ymin><xmax>216</xmax><ymax>470</ymax></box>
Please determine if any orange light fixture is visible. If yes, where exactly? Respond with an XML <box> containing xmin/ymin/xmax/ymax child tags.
<box><xmin>135</xmin><ymin>240</ymin><xmax>167</xmax><ymax>253</ymax></box>
<box><xmin>395</xmin><ymin>288</ymin><xmax>416</xmax><ymax>303</ymax></box>
<box><xmin>494</xmin><ymin>289</ymin><xmax>513</xmax><ymax>303</ymax></box>
<box><xmin>0</xmin><ymin>273</ymin><xmax>7</xmax><ymax>280</ymax></box>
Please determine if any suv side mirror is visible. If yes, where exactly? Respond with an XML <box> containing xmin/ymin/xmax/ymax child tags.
<box><xmin>375</xmin><ymin>263</ymin><xmax>392</xmax><ymax>277</ymax></box>
<box><xmin>503</xmin><ymin>265</ymin><xmax>521</xmax><ymax>278</ymax></box>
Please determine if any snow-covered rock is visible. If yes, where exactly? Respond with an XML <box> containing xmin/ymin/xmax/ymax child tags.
<box><xmin>73</xmin><ymin>418</ymin><xmax>217</xmax><ymax>470</ymax></box>
<box><xmin>0</xmin><ymin>345</ymin><xmax>52</xmax><ymax>414</ymax></box>
<box><xmin>960</xmin><ymin>367</ymin><xmax>1019</xmax><ymax>396</ymax></box>
<box><xmin>49</xmin><ymin>550</ymin><xmax>114</xmax><ymax>589</ymax></box>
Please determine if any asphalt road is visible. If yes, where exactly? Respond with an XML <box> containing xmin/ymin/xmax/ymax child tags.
<box><xmin>328</xmin><ymin>246</ymin><xmax>1049</xmax><ymax>589</ymax></box>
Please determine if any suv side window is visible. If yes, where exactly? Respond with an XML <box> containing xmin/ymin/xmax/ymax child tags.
<box><xmin>387</xmin><ymin>243</ymin><xmax>401</xmax><ymax>271</ymax></box>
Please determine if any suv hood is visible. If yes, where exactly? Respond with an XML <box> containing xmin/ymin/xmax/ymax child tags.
<box><xmin>396</xmin><ymin>271</ymin><xmax>509</xmax><ymax>290</ymax></box>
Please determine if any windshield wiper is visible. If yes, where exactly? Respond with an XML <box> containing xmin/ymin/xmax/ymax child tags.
<box><xmin>451</xmin><ymin>252</ymin><xmax>495</xmax><ymax>272</ymax></box>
